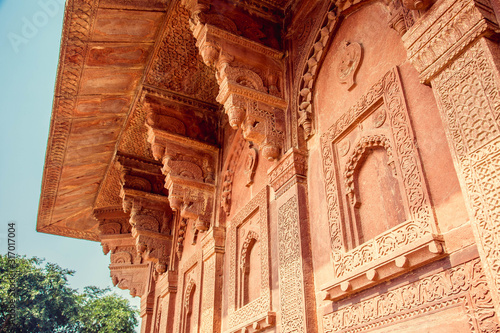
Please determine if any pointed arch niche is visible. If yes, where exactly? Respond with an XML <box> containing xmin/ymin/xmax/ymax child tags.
<box><xmin>320</xmin><ymin>67</ymin><xmax>445</xmax><ymax>301</ymax></box>
<box><xmin>227</xmin><ymin>187</ymin><xmax>274</xmax><ymax>332</ymax></box>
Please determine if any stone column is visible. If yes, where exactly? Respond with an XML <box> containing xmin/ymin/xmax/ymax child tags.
<box><xmin>268</xmin><ymin>149</ymin><xmax>318</xmax><ymax>332</ymax></box>
<box><xmin>199</xmin><ymin>227</ymin><xmax>225</xmax><ymax>333</ymax></box>
<box><xmin>402</xmin><ymin>0</ymin><xmax>500</xmax><ymax>315</ymax></box>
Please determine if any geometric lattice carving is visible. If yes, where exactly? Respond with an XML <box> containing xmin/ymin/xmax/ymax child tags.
<box><xmin>320</xmin><ymin>67</ymin><xmax>444</xmax><ymax>300</ymax></box>
<box><xmin>433</xmin><ymin>39</ymin><xmax>500</xmax><ymax>316</ymax></box>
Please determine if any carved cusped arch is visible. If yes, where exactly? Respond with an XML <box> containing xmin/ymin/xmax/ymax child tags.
<box><xmin>227</xmin><ymin>187</ymin><xmax>274</xmax><ymax>332</ymax></box>
<box><xmin>240</xmin><ymin>230</ymin><xmax>259</xmax><ymax>270</ymax></box>
<box><xmin>320</xmin><ymin>68</ymin><xmax>445</xmax><ymax>301</ymax></box>
<box><xmin>344</xmin><ymin>134</ymin><xmax>395</xmax><ymax>198</ymax></box>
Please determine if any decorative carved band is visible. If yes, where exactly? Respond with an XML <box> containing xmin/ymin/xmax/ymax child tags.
<box><xmin>38</xmin><ymin>0</ymin><xmax>98</xmax><ymax>232</ymax></box>
<box><xmin>297</xmin><ymin>5</ymin><xmax>338</xmax><ymax>140</ymax></box>
<box><xmin>323</xmin><ymin>259</ymin><xmax>499</xmax><ymax>332</ymax></box>
<box><xmin>278</xmin><ymin>196</ymin><xmax>308</xmax><ymax>333</ymax></box>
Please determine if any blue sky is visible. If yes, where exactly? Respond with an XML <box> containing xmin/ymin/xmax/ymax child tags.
<box><xmin>0</xmin><ymin>0</ymin><xmax>140</xmax><ymax>316</ymax></box>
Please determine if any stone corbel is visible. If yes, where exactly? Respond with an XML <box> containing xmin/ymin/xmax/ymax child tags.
<box><xmin>93</xmin><ymin>207</ymin><xmax>150</xmax><ymax>297</ymax></box>
<box><xmin>147</xmin><ymin>126</ymin><xmax>218</xmax><ymax>233</ymax></box>
<box><xmin>117</xmin><ymin>156</ymin><xmax>173</xmax><ymax>275</ymax></box>
<box><xmin>183</xmin><ymin>2</ymin><xmax>286</xmax><ymax>161</ymax></box>
<box><xmin>107</xmin><ymin>236</ymin><xmax>150</xmax><ymax>297</ymax></box>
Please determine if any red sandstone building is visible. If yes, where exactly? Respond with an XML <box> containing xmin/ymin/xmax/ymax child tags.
<box><xmin>37</xmin><ymin>0</ymin><xmax>500</xmax><ymax>331</ymax></box>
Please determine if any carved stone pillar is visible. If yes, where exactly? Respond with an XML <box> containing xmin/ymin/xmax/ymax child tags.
<box><xmin>117</xmin><ymin>154</ymin><xmax>174</xmax><ymax>274</ymax></box>
<box><xmin>199</xmin><ymin>227</ymin><xmax>225</xmax><ymax>333</ymax></box>
<box><xmin>182</xmin><ymin>0</ymin><xmax>286</xmax><ymax>161</ymax></box>
<box><xmin>268</xmin><ymin>149</ymin><xmax>318</xmax><ymax>332</ymax></box>
<box><xmin>403</xmin><ymin>0</ymin><xmax>500</xmax><ymax>315</ymax></box>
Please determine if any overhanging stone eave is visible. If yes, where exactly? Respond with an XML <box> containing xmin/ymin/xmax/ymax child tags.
<box><xmin>36</xmin><ymin>0</ymin><xmax>170</xmax><ymax>242</ymax></box>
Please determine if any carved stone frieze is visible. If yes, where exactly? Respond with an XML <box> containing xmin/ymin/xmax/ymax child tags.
<box><xmin>323</xmin><ymin>259</ymin><xmax>500</xmax><ymax>332</ymax></box>
<box><xmin>182</xmin><ymin>1</ymin><xmax>286</xmax><ymax>161</ymax></box>
<box><xmin>402</xmin><ymin>0</ymin><xmax>499</xmax><ymax>83</ymax></box>
<box><xmin>320</xmin><ymin>67</ymin><xmax>444</xmax><ymax>300</ymax></box>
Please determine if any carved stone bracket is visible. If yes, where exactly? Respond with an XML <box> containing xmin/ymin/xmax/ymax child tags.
<box><xmin>147</xmin><ymin>125</ymin><xmax>218</xmax><ymax>233</ymax></box>
<box><xmin>100</xmin><ymin>232</ymin><xmax>150</xmax><ymax>297</ymax></box>
<box><xmin>93</xmin><ymin>206</ymin><xmax>151</xmax><ymax>297</ymax></box>
<box><xmin>183</xmin><ymin>1</ymin><xmax>286</xmax><ymax>161</ymax></box>
<box><xmin>116</xmin><ymin>154</ymin><xmax>174</xmax><ymax>274</ymax></box>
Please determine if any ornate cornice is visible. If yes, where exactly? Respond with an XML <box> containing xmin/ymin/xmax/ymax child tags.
<box><xmin>37</xmin><ymin>0</ymin><xmax>98</xmax><ymax>236</ymax></box>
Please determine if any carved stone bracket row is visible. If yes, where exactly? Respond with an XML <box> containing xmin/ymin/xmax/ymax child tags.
<box><xmin>183</xmin><ymin>0</ymin><xmax>286</xmax><ymax>161</ymax></box>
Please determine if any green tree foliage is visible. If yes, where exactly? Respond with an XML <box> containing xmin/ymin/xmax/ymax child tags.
<box><xmin>0</xmin><ymin>255</ymin><xmax>138</xmax><ymax>333</ymax></box>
